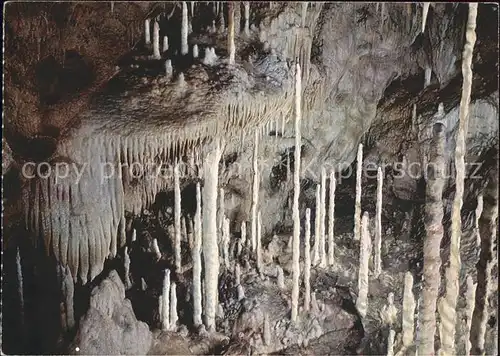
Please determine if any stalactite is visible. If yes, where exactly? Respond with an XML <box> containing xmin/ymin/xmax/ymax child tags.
<box><xmin>301</xmin><ymin>2</ymin><xmax>308</xmax><ymax>27</ymax></box>
<box><xmin>223</xmin><ymin>217</ymin><xmax>230</xmax><ymax>269</ymax></box>
<box><xmin>174</xmin><ymin>163</ymin><xmax>182</xmax><ymax>273</ymax></box>
<box><xmin>328</xmin><ymin>170</ymin><xmax>336</xmax><ymax>266</ymax></box>
<box><xmin>124</xmin><ymin>246</ymin><xmax>132</xmax><ymax>289</ymax></box>
<box><xmin>193</xmin><ymin>182</ymin><xmax>203</xmax><ymax>326</ymax></box>
<box><xmin>193</xmin><ymin>44</ymin><xmax>199</xmax><ymax>58</ymax></box>
<box><xmin>170</xmin><ymin>282</ymin><xmax>178</xmax><ymax>330</ymax></box>
<box><xmin>141</xmin><ymin>278</ymin><xmax>147</xmax><ymax>291</ymax></box>
<box><xmin>251</xmin><ymin>130</ymin><xmax>260</xmax><ymax>252</ymax></box>
<box><xmin>356</xmin><ymin>212</ymin><xmax>371</xmax><ymax>318</ymax></box>
<box><xmin>239</xmin><ymin>221</ymin><xmax>247</xmax><ymax>254</ymax></box>
<box><xmin>234</xmin><ymin>1</ymin><xmax>240</xmax><ymax>34</ymax></box>
<box><xmin>228</xmin><ymin>2</ymin><xmax>235</xmax><ymax>65</ymax></box>
<box><xmin>218</xmin><ymin>188</ymin><xmax>225</xmax><ymax>248</ymax></box>
<box><xmin>145</xmin><ymin>18</ymin><xmax>151</xmax><ymax>45</ymax></box>
<box><xmin>418</xmin><ymin>122</ymin><xmax>446</xmax><ymax>356</ymax></box>
<box><xmin>402</xmin><ymin>272</ymin><xmax>415</xmax><ymax>348</ymax></box>
<box><xmin>257</xmin><ymin>211</ymin><xmax>262</xmax><ymax>272</ymax></box>
<box><xmin>439</xmin><ymin>6</ymin><xmax>477</xmax><ymax>355</ymax></box>
<box><xmin>153</xmin><ymin>20</ymin><xmax>161</xmax><ymax>59</ymax></box>
<box><xmin>244</xmin><ymin>2</ymin><xmax>250</xmax><ymax>36</ymax></box>
<box><xmin>235</xmin><ymin>263</ymin><xmax>241</xmax><ymax>286</ymax></box>
<box><xmin>202</xmin><ymin>139</ymin><xmax>221</xmax><ymax>330</ymax></box>
<box><xmin>374</xmin><ymin>167</ymin><xmax>383</xmax><ymax>278</ymax></box>
<box><xmin>422</xmin><ymin>3</ymin><xmax>430</xmax><ymax>33</ymax></box>
<box><xmin>354</xmin><ymin>143</ymin><xmax>363</xmax><ymax>241</ymax></box>
<box><xmin>291</xmin><ymin>62</ymin><xmax>302</xmax><ymax>322</ymax></box>
<box><xmin>319</xmin><ymin>168</ymin><xmax>327</xmax><ymax>267</ymax></box>
<box><xmin>277</xmin><ymin>265</ymin><xmax>285</xmax><ymax>289</ymax></box>
<box><xmin>131</xmin><ymin>228</ymin><xmax>137</xmax><ymax>243</ymax></box>
<box><xmin>181</xmin><ymin>2</ymin><xmax>189</xmax><ymax>55</ymax></box>
<box><xmin>304</xmin><ymin>208</ymin><xmax>311</xmax><ymax>311</ymax></box>
<box><xmin>424</xmin><ymin>66</ymin><xmax>432</xmax><ymax>88</ymax></box>
<box><xmin>464</xmin><ymin>275</ymin><xmax>477</xmax><ymax>356</ymax></box>
<box><xmin>218</xmin><ymin>5</ymin><xmax>225</xmax><ymax>32</ymax></box>
<box><xmin>161</xmin><ymin>269</ymin><xmax>171</xmax><ymax>330</ymax></box>
<box><xmin>163</xmin><ymin>35</ymin><xmax>169</xmax><ymax>52</ymax></box>
<box><xmin>470</xmin><ymin>163</ymin><xmax>498</xmax><ymax>354</ymax></box>
<box><xmin>152</xmin><ymin>238</ymin><xmax>162</xmax><ymax>260</ymax></box>
<box><xmin>313</xmin><ymin>184</ymin><xmax>321</xmax><ymax>266</ymax></box>
<box><xmin>475</xmin><ymin>195</ymin><xmax>483</xmax><ymax>247</ymax></box>
<box><xmin>190</xmin><ymin>1</ymin><xmax>195</xmax><ymax>17</ymax></box>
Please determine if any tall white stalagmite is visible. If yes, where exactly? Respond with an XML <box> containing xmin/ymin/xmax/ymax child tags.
<box><xmin>291</xmin><ymin>62</ymin><xmax>302</xmax><ymax>322</ymax></box>
<box><xmin>161</xmin><ymin>269</ymin><xmax>171</xmax><ymax>330</ymax></box>
<box><xmin>464</xmin><ymin>275</ymin><xmax>477</xmax><ymax>356</ymax></box>
<box><xmin>439</xmin><ymin>6</ymin><xmax>477</xmax><ymax>355</ymax></box>
<box><xmin>304</xmin><ymin>208</ymin><xmax>311</xmax><ymax>311</ymax></box>
<box><xmin>257</xmin><ymin>211</ymin><xmax>262</xmax><ymax>272</ymax></box>
<box><xmin>418</xmin><ymin>122</ymin><xmax>446</xmax><ymax>356</ymax></box>
<box><xmin>354</xmin><ymin>143</ymin><xmax>363</xmax><ymax>241</ymax></box>
<box><xmin>170</xmin><ymin>282</ymin><xmax>178</xmax><ymax>330</ymax></box>
<box><xmin>356</xmin><ymin>212</ymin><xmax>371</xmax><ymax>318</ymax></box>
<box><xmin>174</xmin><ymin>163</ymin><xmax>182</xmax><ymax>273</ymax></box>
<box><xmin>374</xmin><ymin>167</ymin><xmax>383</xmax><ymax>278</ymax></box>
<box><xmin>328</xmin><ymin>170</ymin><xmax>336</xmax><ymax>266</ymax></box>
<box><xmin>228</xmin><ymin>2</ymin><xmax>235</xmax><ymax>64</ymax></box>
<box><xmin>192</xmin><ymin>182</ymin><xmax>202</xmax><ymax>326</ymax></box>
<box><xmin>244</xmin><ymin>2</ymin><xmax>250</xmax><ymax>36</ymax></box>
<box><xmin>202</xmin><ymin>139</ymin><xmax>222</xmax><ymax>330</ymax></box>
<box><xmin>313</xmin><ymin>184</ymin><xmax>321</xmax><ymax>266</ymax></box>
<box><xmin>251</xmin><ymin>130</ymin><xmax>260</xmax><ymax>252</ymax></box>
<box><xmin>181</xmin><ymin>2</ymin><xmax>189</xmax><ymax>55</ymax></box>
<box><xmin>145</xmin><ymin>19</ymin><xmax>151</xmax><ymax>45</ymax></box>
<box><xmin>319</xmin><ymin>168</ymin><xmax>327</xmax><ymax>268</ymax></box>
<box><xmin>402</xmin><ymin>272</ymin><xmax>416</xmax><ymax>348</ymax></box>
<box><xmin>422</xmin><ymin>3</ymin><xmax>430</xmax><ymax>33</ymax></box>
<box><xmin>62</xmin><ymin>265</ymin><xmax>75</xmax><ymax>330</ymax></box>
<box><xmin>153</xmin><ymin>20</ymin><xmax>161</xmax><ymax>59</ymax></box>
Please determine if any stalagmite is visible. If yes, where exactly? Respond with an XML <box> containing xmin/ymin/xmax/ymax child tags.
<box><xmin>124</xmin><ymin>246</ymin><xmax>132</xmax><ymax>289</ymax></box>
<box><xmin>152</xmin><ymin>238</ymin><xmax>162</xmax><ymax>260</ymax></box>
<box><xmin>470</xmin><ymin>164</ymin><xmax>498</xmax><ymax>354</ymax></box>
<box><xmin>237</xmin><ymin>285</ymin><xmax>245</xmax><ymax>300</ymax></box>
<box><xmin>277</xmin><ymin>265</ymin><xmax>285</xmax><ymax>289</ymax></box>
<box><xmin>402</xmin><ymin>272</ymin><xmax>415</xmax><ymax>348</ymax></box>
<box><xmin>163</xmin><ymin>35</ymin><xmax>169</xmax><ymax>52</ymax></box>
<box><xmin>152</xmin><ymin>20</ymin><xmax>161</xmax><ymax>59</ymax></box>
<box><xmin>356</xmin><ymin>212</ymin><xmax>371</xmax><ymax>318</ymax></box>
<box><xmin>328</xmin><ymin>170</ymin><xmax>336</xmax><ymax>266</ymax></box>
<box><xmin>354</xmin><ymin>143</ymin><xmax>363</xmax><ymax>241</ymax></box>
<box><xmin>161</xmin><ymin>269</ymin><xmax>171</xmax><ymax>330</ymax></box>
<box><xmin>131</xmin><ymin>228</ymin><xmax>137</xmax><ymax>242</ymax></box>
<box><xmin>439</xmin><ymin>6</ymin><xmax>477</xmax><ymax>355</ymax></box>
<box><xmin>192</xmin><ymin>182</ymin><xmax>203</xmax><ymax>326</ymax></box>
<box><xmin>181</xmin><ymin>2</ymin><xmax>189</xmax><ymax>55</ymax></box>
<box><xmin>464</xmin><ymin>275</ymin><xmax>477</xmax><ymax>356</ymax></box>
<box><xmin>312</xmin><ymin>185</ymin><xmax>321</xmax><ymax>266</ymax></box>
<box><xmin>145</xmin><ymin>19</ymin><xmax>151</xmax><ymax>45</ymax></box>
<box><xmin>240</xmin><ymin>221</ymin><xmax>247</xmax><ymax>252</ymax></box>
<box><xmin>202</xmin><ymin>139</ymin><xmax>222</xmax><ymax>330</ymax></box>
<box><xmin>141</xmin><ymin>278</ymin><xmax>147</xmax><ymax>291</ymax></box>
<box><xmin>193</xmin><ymin>44</ymin><xmax>199</xmax><ymax>58</ymax></box>
<box><xmin>475</xmin><ymin>195</ymin><xmax>483</xmax><ymax>247</ymax></box>
<box><xmin>374</xmin><ymin>167</ymin><xmax>383</xmax><ymax>278</ymax></box>
<box><xmin>244</xmin><ymin>2</ymin><xmax>250</xmax><ymax>36</ymax></box>
<box><xmin>319</xmin><ymin>168</ymin><xmax>327</xmax><ymax>268</ymax></box>
<box><xmin>174</xmin><ymin>163</ymin><xmax>182</xmax><ymax>273</ymax></box>
<box><xmin>181</xmin><ymin>217</ymin><xmax>187</xmax><ymax>243</ymax></box>
<box><xmin>165</xmin><ymin>59</ymin><xmax>173</xmax><ymax>77</ymax></box>
<box><xmin>263</xmin><ymin>314</ymin><xmax>272</xmax><ymax>346</ymax></box>
<box><xmin>387</xmin><ymin>329</ymin><xmax>395</xmax><ymax>356</ymax></box>
<box><xmin>228</xmin><ymin>2</ymin><xmax>235</xmax><ymax>65</ymax></box>
<box><xmin>251</xmin><ymin>130</ymin><xmax>260</xmax><ymax>252</ymax></box>
<box><xmin>16</xmin><ymin>247</ymin><xmax>24</xmax><ymax>324</ymax></box>
<box><xmin>424</xmin><ymin>66</ymin><xmax>432</xmax><ymax>88</ymax></box>
<box><xmin>177</xmin><ymin>72</ymin><xmax>186</xmax><ymax>89</ymax></box>
<box><xmin>170</xmin><ymin>282</ymin><xmax>178</xmax><ymax>330</ymax></box>
<box><xmin>381</xmin><ymin>292</ymin><xmax>398</xmax><ymax>326</ymax></box>
<box><xmin>235</xmin><ymin>263</ymin><xmax>241</xmax><ymax>286</ymax></box>
<box><xmin>304</xmin><ymin>208</ymin><xmax>311</xmax><ymax>311</ymax></box>
<box><xmin>301</xmin><ymin>2</ymin><xmax>308</xmax><ymax>27</ymax></box>
<box><xmin>62</xmin><ymin>265</ymin><xmax>75</xmax><ymax>330</ymax></box>
<box><xmin>418</xmin><ymin>122</ymin><xmax>446</xmax><ymax>356</ymax></box>
<box><xmin>291</xmin><ymin>62</ymin><xmax>302</xmax><ymax>322</ymax></box>
<box><xmin>218</xmin><ymin>188</ymin><xmax>225</xmax><ymax>246</ymax></box>
<box><xmin>257</xmin><ymin>211</ymin><xmax>262</xmax><ymax>272</ymax></box>
<box><xmin>422</xmin><ymin>3</ymin><xmax>430</xmax><ymax>33</ymax></box>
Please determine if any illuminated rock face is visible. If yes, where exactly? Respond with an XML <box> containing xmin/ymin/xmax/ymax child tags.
<box><xmin>2</xmin><ymin>3</ymin><xmax>498</xmax><ymax>355</ymax></box>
